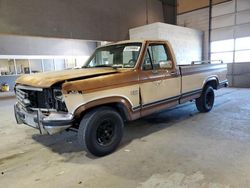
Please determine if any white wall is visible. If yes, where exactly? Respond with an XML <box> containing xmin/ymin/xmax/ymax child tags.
<box><xmin>227</xmin><ymin>62</ymin><xmax>250</xmax><ymax>87</ymax></box>
<box><xmin>177</xmin><ymin>8</ymin><xmax>209</xmax><ymax>60</ymax></box>
<box><xmin>129</xmin><ymin>22</ymin><xmax>203</xmax><ymax>65</ymax></box>
<box><xmin>0</xmin><ymin>0</ymin><xmax>164</xmax><ymax>41</ymax></box>
<box><xmin>0</xmin><ymin>34</ymin><xmax>96</xmax><ymax>56</ymax></box>
<box><xmin>30</xmin><ymin>59</ymin><xmax>43</xmax><ymax>73</ymax></box>
<box><xmin>211</xmin><ymin>0</ymin><xmax>250</xmax><ymax>87</ymax></box>
<box><xmin>177</xmin><ymin>0</ymin><xmax>250</xmax><ymax>87</ymax></box>
<box><xmin>211</xmin><ymin>0</ymin><xmax>250</xmax><ymax>41</ymax></box>
<box><xmin>211</xmin><ymin>0</ymin><xmax>250</xmax><ymax>45</ymax></box>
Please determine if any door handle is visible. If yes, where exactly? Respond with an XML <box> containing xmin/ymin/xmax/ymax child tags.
<box><xmin>170</xmin><ymin>72</ymin><xmax>178</xmax><ymax>77</ymax></box>
<box><xmin>152</xmin><ymin>70</ymin><xmax>159</xmax><ymax>74</ymax></box>
<box><xmin>155</xmin><ymin>80</ymin><xmax>162</xmax><ymax>86</ymax></box>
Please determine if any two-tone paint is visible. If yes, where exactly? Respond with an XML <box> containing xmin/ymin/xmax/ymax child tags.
<box><xmin>15</xmin><ymin>40</ymin><xmax>228</xmax><ymax>134</ymax></box>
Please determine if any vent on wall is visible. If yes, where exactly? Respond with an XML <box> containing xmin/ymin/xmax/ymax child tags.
<box><xmin>159</xmin><ymin>0</ymin><xmax>177</xmax><ymax>24</ymax></box>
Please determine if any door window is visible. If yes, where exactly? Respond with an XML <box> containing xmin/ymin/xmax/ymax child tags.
<box><xmin>142</xmin><ymin>44</ymin><xmax>172</xmax><ymax>70</ymax></box>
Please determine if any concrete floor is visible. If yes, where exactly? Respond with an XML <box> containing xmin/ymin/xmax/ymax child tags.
<box><xmin>0</xmin><ymin>88</ymin><xmax>250</xmax><ymax>188</ymax></box>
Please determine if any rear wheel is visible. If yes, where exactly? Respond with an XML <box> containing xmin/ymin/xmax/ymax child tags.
<box><xmin>195</xmin><ymin>86</ymin><xmax>215</xmax><ymax>113</ymax></box>
<box><xmin>78</xmin><ymin>107</ymin><xmax>124</xmax><ymax>157</ymax></box>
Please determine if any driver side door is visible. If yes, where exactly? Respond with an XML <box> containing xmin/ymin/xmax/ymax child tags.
<box><xmin>139</xmin><ymin>42</ymin><xmax>181</xmax><ymax>114</ymax></box>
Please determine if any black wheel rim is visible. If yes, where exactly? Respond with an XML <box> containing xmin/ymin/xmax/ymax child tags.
<box><xmin>96</xmin><ymin>119</ymin><xmax>115</xmax><ymax>146</ymax></box>
<box><xmin>206</xmin><ymin>90</ymin><xmax>214</xmax><ymax>108</ymax></box>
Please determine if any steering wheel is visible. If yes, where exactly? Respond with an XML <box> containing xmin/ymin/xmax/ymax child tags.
<box><xmin>128</xmin><ymin>59</ymin><xmax>136</xmax><ymax>65</ymax></box>
<box><xmin>123</xmin><ymin>59</ymin><xmax>136</xmax><ymax>68</ymax></box>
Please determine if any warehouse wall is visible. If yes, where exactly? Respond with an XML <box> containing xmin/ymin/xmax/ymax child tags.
<box><xmin>227</xmin><ymin>63</ymin><xmax>250</xmax><ymax>88</ymax></box>
<box><xmin>0</xmin><ymin>75</ymin><xmax>18</xmax><ymax>91</ymax></box>
<box><xmin>177</xmin><ymin>0</ymin><xmax>235</xmax><ymax>60</ymax></box>
<box><xmin>0</xmin><ymin>34</ymin><xmax>97</xmax><ymax>91</ymax></box>
<box><xmin>211</xmin><ymin>0</ymin><xmax>250</xmax><ymax>51</ymax></box>
<box><xmin>211</xmin><ymin>0</ymin><xmax>250</xmax><ymax>87</ymax></box>
<box><xmin>130</xmin><ymin>23</ymin><xmax>203</xmax><ymax>65</ymax></box>
<box><xmin>177</xmin><ymin>0</ymin><xmax>250</xmax><ymax>88</ymax></box>
<box><xmin>0</xmin><ymin>0</ymin><xmax>164</xmax><ymax>41</ymax></box>
<box><xmin>177</xmin><ymin>0</ymin><xmax>230</xmax><ymax>14</ymax></box>
<box><xmin>177</xmin><ymin>8</ymin><xmax>209</xmax><ymax>60</ymax></box>
<box><xmin>0</xmin><ymin>34</ymin><xmax>96</xmax><ymax>56</ymax></box>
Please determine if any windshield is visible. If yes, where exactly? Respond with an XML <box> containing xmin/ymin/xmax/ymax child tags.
<box><xmin>84</xmin><ymin>43</ymin><xmax>142</xmax><ymax>68</ymax></box>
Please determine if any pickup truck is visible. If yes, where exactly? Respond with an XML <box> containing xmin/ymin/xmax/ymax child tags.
<box><xmin>14</xmin><ymin>40</ymin><xmax>228</xmax><ymax>156</ymax></box>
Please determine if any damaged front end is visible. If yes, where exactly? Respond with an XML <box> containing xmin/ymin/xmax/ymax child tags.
<box><xmin>14</xmin><ymin>84</ymin><xmax>74</xmax><ymax>135</ymax></box>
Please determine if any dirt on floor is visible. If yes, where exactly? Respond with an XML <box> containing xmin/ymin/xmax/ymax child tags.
<box><xmin>0</xmin><ymin>88</ymin><xmax>250</xmax><ymax>188</ymax></box>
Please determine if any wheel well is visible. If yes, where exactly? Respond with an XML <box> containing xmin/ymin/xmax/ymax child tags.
<box><xmin>205</xmin><ymin>79</ymin><xmax>218</xmax><ymax>90</ymax></box>
<box><xmin>76</xmin><ymin>102</ymin><xmax>129</xmax><ymax>124</ymax></box>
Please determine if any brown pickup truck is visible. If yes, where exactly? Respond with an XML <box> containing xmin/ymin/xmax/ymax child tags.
<box><xmin>14</xmin><ymin>40</ymin><xmax>228</xmax><ymax>156</ymax></box>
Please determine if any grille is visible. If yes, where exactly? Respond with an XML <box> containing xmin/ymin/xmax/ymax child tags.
<box><xmin>15</xmin><ymin>85</ymin><xmax>49</xmax><ymax>109</ymax></box>
<box><xmin>15</xmin><ymin>85</ymin><xmax>67</xmax><ymax>112</ymax></box>
<box><xmin>16</xmin><ymin>88</ymin><xmax>28</xmax><ymax>106</ymax></box>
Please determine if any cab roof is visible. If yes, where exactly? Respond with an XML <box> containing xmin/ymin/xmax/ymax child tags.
<box><xmin>99</xmin><ymin>39</ymin><xmax>168</xmax><ymax>48</ymax></box>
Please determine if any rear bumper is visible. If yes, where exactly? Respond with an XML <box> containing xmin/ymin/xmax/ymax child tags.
<box><xmin>14</xmin><ymin>103</ymin><xmax>74</xmax><ymax>135</ymax></box>
<box><xmin>218</xmin><ymin>80</ymin><xmax>229</xmax><ymax>89</ymax></box>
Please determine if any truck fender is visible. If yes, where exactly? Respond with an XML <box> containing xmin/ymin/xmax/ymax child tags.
<box><xmin>73</xmin><ymin>96</ymin><xmax>138</xmax><ymax>121</ymax></box>
<box><xmin>202</xmin><ymin>76</ymin><xmax>219</xmax><ymax>90</ymax></box>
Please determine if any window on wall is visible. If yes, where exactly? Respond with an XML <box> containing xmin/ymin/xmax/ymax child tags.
<box><xmin>16</xmin><ymin>59</ymin><xmax>30</xmax><ymax>74</ymax></box>
<box><xmin>211</xmin><ymin>39</ymin><xmax>234</xmax><ymax>63</ymax></box>
<box><xmin>0</xmin><ymin>59</ymin><xmax>15</xmax><ymax>75</ymax></box>
<box><xmin>43</xmin><ymin>59</ymin><xmax>55</xmax><ymax>72</ymax></box>
<box><xmin>235</xmin><ymin>50</ymin><xmax>250</xmax><ymax>63</ymax></box>
<box><xmin>30</xmin><ymin>59</ymin><xmax>43</xmax><ymax>73</ymax></box>
<box><xmin>76</xmin><ymin>56</ymin><xmax>89</xmax><ymax>68</ymax></box>
<box><xmin>65</xmin><ymin>58</ymin><xmax>76</xmax><ymax>69</ymax></box>
<box><xmin>235</xmin><ymin>37</ymin><xmax>250</xmax><ymax>51</ymax></box>
<box><xmin>54</xmin><ymin>59</ymin><xmax>66</xmax><ymax>71</ymax></box>
<box><xmin>211</xmin><ymin>39</ymin><xmax>234</xmax><ymax>53</ymax></box>
<box><xmin>235</xmin><ymin>37</ymin><xmax>250</xmax><ymax>63</ymax></box>
<box><xmin>211</xmin><ymin>52</ymin><xmax>234</xmax><ymax>64</ymax></box>
<box><xmin>211</xmin><ymin>37</ymin><xmax>250</xmax><ymax>63</ymax></box>
<box><xmin>0</xmin><ymin>56</ymin><xmax>91</xmax><ymax>76</ymax></box>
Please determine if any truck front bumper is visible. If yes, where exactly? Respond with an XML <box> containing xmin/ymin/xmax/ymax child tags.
<box><xmin>14</xmin><ymin>103</ymin><xmax>74</xmax><ymax>135</ymax></box>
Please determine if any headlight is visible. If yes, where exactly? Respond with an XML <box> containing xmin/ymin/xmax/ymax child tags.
<box><xmin>53</xmin><ymin>89</ymin><xmax>64</xmax><ymax>102</ymax></box>
<box><xmin>68</xmin><ymin>90</ymin><xmax>81</xmax><ymax>94</ymax></box>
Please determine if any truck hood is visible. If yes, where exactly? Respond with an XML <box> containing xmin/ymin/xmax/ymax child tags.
<box><xmin>16</xmin><ymin>68</ymin><xmax>118</xmax><ymax>88</ymax></box>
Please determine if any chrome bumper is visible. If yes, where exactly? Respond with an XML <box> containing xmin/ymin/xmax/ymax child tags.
<box><xmin>218</xmin><ymin>80</ymin><xmax>229</xmax><ymax>89</ymax></box>
<box><xmin>14</xmin><ymin>103</ymin><xmax>73</xmax><ymax>135</ymax></box>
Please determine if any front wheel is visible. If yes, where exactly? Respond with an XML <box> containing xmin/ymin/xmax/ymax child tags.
<box><xmin>78</xmin><ymin>107</ymin><xmax>124</xmax><ymax>157</ymax></box>
<box><xmin>195</xmin><ymin>86</ymin><xmax>215</xmax><ymax>113</ymax></box>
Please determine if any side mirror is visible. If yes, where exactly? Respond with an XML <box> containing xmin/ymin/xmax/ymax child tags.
<box><xmin>159</xmin><ymin>60</ymin><xmax>173</xmax><ymax>69</ymax></box>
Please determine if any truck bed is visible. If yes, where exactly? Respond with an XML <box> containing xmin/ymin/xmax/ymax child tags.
<box><xmin>178</xmin><ymin>63</ymin><xmax>228</xmax><ymax>95</ymax></box>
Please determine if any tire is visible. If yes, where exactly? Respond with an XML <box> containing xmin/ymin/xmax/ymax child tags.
<box><xmin>195</xmin><ymin>85</ymin><xmax>215</xmax><ymax>113</ymax></box>
<box><xmin>78</xmin><ymin>107</ymin><xmax>124</xmax><ymax>157</ymax></box>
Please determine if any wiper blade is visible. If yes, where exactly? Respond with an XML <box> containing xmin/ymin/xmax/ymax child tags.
<box><xmin>93</xmin><ymin>65</ymin><xmax>113</xmax><ymax>68</ymax></box>
<box><xmin>81</xmin><ymin>65</ymin><xmax>115</xmax><ymax>69</ymax></box>
<box><xmin>83</xmin><ymin>65</ymin><xmax>122</xmax><ymax>69</ymax></box>
<box><xmin>93</xmin><ymin>65</ymin><xmax>119</xmax><ymax>69</ymax></box>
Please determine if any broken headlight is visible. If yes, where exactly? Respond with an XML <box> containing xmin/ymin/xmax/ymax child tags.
<box><xmin>53</xmin><ymin>89</ymin><xmax>64</xmax><ymax>102</ymax></box>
